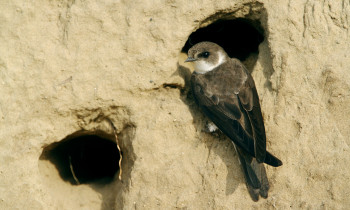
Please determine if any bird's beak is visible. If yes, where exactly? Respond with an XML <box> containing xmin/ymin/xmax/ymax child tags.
<box><xmin>185</xmin><ymin>57</ymin><xmax>197</xmax><ymax>62</ymax></box>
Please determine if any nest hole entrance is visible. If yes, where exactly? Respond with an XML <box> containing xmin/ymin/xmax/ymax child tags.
<box><xmin>41</xmin><ymin>132</ymin><xmax>120</xmax><ymax>185</ymax></box>
<box><xmin>182</xmin><ymin>18</ymin><xmax>264</xmax><ymax>68</ymax></box>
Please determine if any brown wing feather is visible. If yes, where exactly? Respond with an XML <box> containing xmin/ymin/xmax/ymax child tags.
<box><xmin>191</xmin><ymin>74</ymin><xmax>256</xmax><ymax>158</ymax></box>
<box><xmin>238</xmin><ymin>74</ymin><xmax>266</xmax><ymax>163</ymax></box>
<box><xmin>191</xmin><ymin>69</ymin><xmax>282</xmax><ymax>167</ymax></box>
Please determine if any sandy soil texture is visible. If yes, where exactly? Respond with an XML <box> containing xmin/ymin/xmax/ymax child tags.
<box><xmin>0</xmin><ymin>0</ymin><xmax>349</xmax><ymax>209</ymax></box>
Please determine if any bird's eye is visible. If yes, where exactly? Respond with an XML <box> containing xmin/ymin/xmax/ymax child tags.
<box><xmin>199</xmin><ymin>52</ymin><xmax>210</xmax><ymax>58</ymax></box>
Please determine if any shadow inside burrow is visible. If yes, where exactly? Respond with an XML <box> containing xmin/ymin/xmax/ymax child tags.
<box><xmin>90</xmin><ymin>125</ymin><xmax>136</xmax><ymax>210</ymax></box>
<box><xmin>39</xmin><ymin>125</ymin><xmax>136</xmax><ymax>210</ymax></box>
<box><xmin>176</xmin><ymin>18</ymin><xmax>272</xmax><ymax>196</ymax></box>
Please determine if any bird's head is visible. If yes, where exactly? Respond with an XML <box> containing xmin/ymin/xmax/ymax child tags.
<box><xmin>185</xmin><ymin>42</ymin><xmax>228</xmax><ymax>74</ymax></box>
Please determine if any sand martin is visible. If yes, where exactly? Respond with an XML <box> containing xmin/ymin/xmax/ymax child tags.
<box><xmin>186</xmin><ymin>41</ymin><xmax>282</xmax><ymax>201</ymax></box>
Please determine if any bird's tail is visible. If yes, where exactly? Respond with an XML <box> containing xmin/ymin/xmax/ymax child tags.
<box><xmin>235</xmin><ymin>145</ymin><xmax>269</xmax><ymax>201</ymax></box>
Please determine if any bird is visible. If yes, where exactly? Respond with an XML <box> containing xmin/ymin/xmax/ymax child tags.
<box><xmin>185</xmin><ymin>41</ymin><xmax>282</xmax><ymax>201</ymax></box>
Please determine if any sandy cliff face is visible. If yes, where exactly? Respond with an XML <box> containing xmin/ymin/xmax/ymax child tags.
<box><xmin>1</xmin><ymin>0</ymin><xmax>349</xmax><ymax>209</ymax></box>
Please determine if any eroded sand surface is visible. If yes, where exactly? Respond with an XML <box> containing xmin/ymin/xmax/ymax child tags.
<box><xmin>0</xmin><ymin>0</ymin><xmax>349</xmax><ymax>209</ymax></box>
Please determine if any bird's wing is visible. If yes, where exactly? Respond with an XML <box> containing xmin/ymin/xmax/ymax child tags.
<box><xmin>237</xmin><ymin>73</ymin><xmax>266</xmax><ymax>163</ymax></box>
<box><xmin>191</xmin><ymin>74</ymin><xmax>256</xmax><ymax>158</ymax></box>
<box><xmin>191</xmin><ymin>69</ymin><xmax>282</xmax><ymax>167</ymax></box>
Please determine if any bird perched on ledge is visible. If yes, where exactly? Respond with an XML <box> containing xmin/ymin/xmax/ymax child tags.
<box><xmin>186</xmin><ymin>41</ymin><xmax>282</xmax><ymax>201</ymax></box>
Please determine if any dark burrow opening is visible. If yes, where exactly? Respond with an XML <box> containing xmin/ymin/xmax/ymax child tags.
<box><xmin>182</xmin><ymin>18</ymin><xmax>264</xmax><ymax>64</ymax></box>
<box><xmin>40</xmin><ymin>131</ymin><xmax>120</xmax><ymax>185</ymax></box>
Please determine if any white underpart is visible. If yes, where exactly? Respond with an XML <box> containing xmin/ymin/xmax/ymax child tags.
<box><xmin>194</xmin><ymin>51</ymin><xmax>226</xmax><ymax>74</ymax></box>
<box><xmin>207</xmin><ymin>122</ymin><xmax>218</xmax><ymax>132</ymax></box>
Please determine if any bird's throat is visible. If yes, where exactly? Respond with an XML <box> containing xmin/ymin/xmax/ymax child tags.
<box><xmin>194</xmin><ymin>52</ymin><xmax>226</xmax><ymax>74</ymax></box>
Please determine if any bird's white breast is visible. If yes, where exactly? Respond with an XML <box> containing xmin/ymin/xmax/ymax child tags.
<box><xmin>194</xmin><ymin>52</ymin><xmax>226</xmax><ymax>74</ymax></box>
